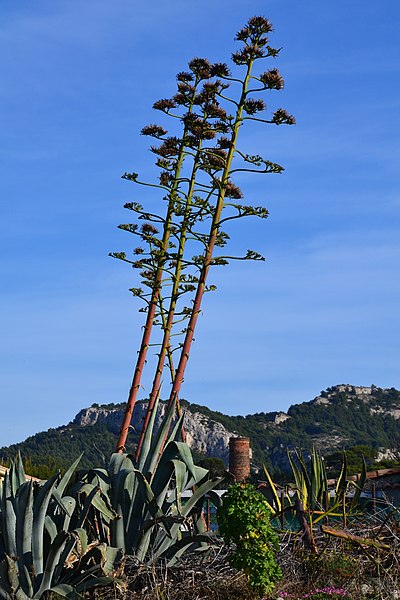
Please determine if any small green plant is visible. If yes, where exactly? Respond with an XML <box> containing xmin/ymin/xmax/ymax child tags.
<box><xmin>217</xmin><ymin>483</ymin><xmax>282</xmax><ymax>596</ymax></box>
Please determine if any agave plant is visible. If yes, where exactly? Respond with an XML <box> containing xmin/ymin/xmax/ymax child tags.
<box><xmin>261</xmin><ymin>449</ymin><xmax>368</xmax><ymax>554</ymax></box>
<box><xmin>83</xmin><ymin>398</ymin><xmax>224</xmax><ymax>565</ymax></box>
<box><xmin>0</xmin><ymin>455</ymin><xmax>122</xmax><ymax>599</ymax></box>
<box><xmin>0</xmin><ymin>410</ymin><xmax>222</xmax><ymax>597</ymax></box>
<box><xmin>262</xmin><ymin>447</ymin><xmax>368</xmax><ymax>526</ymax></box>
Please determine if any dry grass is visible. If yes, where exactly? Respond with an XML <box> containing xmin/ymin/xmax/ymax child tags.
<box><xmin>88</xmin><ymin>547</ymin><xmax>254</xmax><ymax>600</ymax></box>
<box><xmin>86</xmin><ymin>505</ymin><xmax>400</xmax><ymax>600</ymax></box>
<box><xmin>274</xmin><ymin>505</ymin><xmax>400</xmax><ymax>599</ymax></box>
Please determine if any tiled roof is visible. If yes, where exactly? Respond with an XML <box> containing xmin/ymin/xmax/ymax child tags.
<box><xmin>0</xmin><ymin>464</ymin><xmax>40</xmax><ymax>482</ymax></box>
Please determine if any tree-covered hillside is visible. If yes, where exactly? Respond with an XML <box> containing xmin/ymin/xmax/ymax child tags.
<box><xmin>184</xmin><ymin>385</ymin><xmax>400</xmax><ymax>472</ymax></box>
<box><xmin>0</xmin><ymin>425</ymin><xmax>133</xmax><ymax>478</ymax></box>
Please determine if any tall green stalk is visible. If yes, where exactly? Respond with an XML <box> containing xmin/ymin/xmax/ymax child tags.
<box><xmin>136</xmin><ymin>95</ymin><xmax>224</xmax><ymax>459</ymax></box>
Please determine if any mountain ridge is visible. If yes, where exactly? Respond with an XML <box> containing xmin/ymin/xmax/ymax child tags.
<box><xmin>1</xmin><ymin>384</ymin><xmax>399</xmax><ymax>478</ymax></box>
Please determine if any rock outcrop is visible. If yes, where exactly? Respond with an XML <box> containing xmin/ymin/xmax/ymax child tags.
<box><xmin>313</xmin><ymin>384</ymin><xmax>400</xmax><ymax>419</ymax></box>
<box><xmin>74</xmin><ymin>401</ymin><xmax>235</xmax><ymax>463</ymax></box>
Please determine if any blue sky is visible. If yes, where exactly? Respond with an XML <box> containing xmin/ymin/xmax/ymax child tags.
<box><xmin>1</xmin><ymin>0</ymin><xmax>400</xmax><ymax>446</ymax></box>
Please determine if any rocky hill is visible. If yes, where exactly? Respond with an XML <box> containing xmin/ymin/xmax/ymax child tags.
<box><xmin>72</xmin><ymin>400</ymin><xmax>233</xmax><ymax>461</ymax></box>
<box><xmin>1</xmin><ymin>384</ymin><xmax>399</xmax><ymax>478</ymax></box>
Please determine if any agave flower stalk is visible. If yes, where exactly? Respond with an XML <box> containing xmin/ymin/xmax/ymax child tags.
<box><xmin>135</xmin><ymin>84</ymin><xmax>228</xmax><ymax>459</ymax></box>
<box><xmin>115</xmin><ymin>73</ymin><xmax>207</xmax><ymax>453</ymax></box>
<box><xmin>114</xmin><ymin>16</ymin><xmax>294</xmax><ymax>456</ymax></box>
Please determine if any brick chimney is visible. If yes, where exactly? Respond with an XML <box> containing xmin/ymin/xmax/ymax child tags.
<box><xmin>229</xmin><ymin>437</ymin><xmax>250</xmax><ymax>482</ymax></box>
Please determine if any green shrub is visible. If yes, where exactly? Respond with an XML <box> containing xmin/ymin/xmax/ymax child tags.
<box><xmin>217</xmin><ymin>483</ymin><xmax>282</xmax><ymax>596</ymax></box>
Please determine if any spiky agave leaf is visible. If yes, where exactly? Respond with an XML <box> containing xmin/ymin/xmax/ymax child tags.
<box><xmin>335</xmin><ymin>450</ymin><xmax>348</xmax><ymax>502</ymax></box>
<box><xmin>287</xmin><ymin>451</ymin><xmax>307</xmax><ymax>506</ymax></box>
<box><xmin>151</xmin><ymin>476</ymin><xmax>223</xmax><ymax>561</ymax></box>
<box><xmin>142</xmin><ymin>400</ymin><xmax>178</xmax><ymax>477</ymax></box>
<box><xmin>15</xmin><ymin>481</ymin><xmax>34</xmax><ymax>596</ymax></box>
<box><xmin>164</xmin><ymin>532</ymin><xmax>219</xmax><ymax>567</ymax></box>
<box><xmin>349</xmin><ymin>454</ymin><xmax>367</xmax><ymax>507</ymax></box>
<box><xmin>1</xmin><ymin>473</ymin><xmax>17</xmax><ymax>560</ymax></box>
<box><xmin>137</xmin><ymin>389</ymin><xmax>161</xmax><ymax>473</ymax></box>
<box><xmin>293</xmin><ymin>449</ymin><xmax>312</xmax><ymax>504</ymax></box>
<box><xmin>310</xmin><ymin>447</ymin><xmax>320</xmax><ymax>510</ymax></box>
<box><xmin>55</xmin><ymin>453</ymin><xmax>83</xmax><ymax>498</ymax></box>
<box><xmin>262</xmin><ymin>463</ymin><xmax>281</xmax><ymax>515</ymax></box>
<box><xmin>32</xmin><ymin>473</ymin><xmax>60</xmax><ymax>581</ymax></box>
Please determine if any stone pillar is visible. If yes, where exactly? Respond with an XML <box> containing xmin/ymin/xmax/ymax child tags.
<box><xmin>229</xmin><ymin>437</ymin><xmax>250</xmax><ymax>482</ymax></box>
